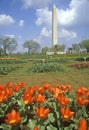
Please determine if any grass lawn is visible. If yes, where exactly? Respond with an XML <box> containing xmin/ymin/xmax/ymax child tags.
<box><xmin>0</xmin><ymin>53</ymin><xmax>89</xmax><ymax>89</ymax></box>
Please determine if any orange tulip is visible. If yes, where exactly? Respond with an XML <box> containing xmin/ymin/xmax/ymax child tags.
<box><xmin>78</xmin><ymin>119</ymin><xmax>87</xmax><ymax>130</ymax></box>
<box><xmin>55</xmin><ymin>84</ymin><xmax>72</xmax><ymax>92</ymax></box>
<box><xmin>42</xmin><ymin>83</ymin><xmax>52</xmax><ymax>92</ymax></box>
<box><xmin>55</xmin><ymin>83</ymin><xmax>61</xmax><ymax>89</ymax></box>
<box><xmin>53</xmin><ymin>88</ymin><xmax>63</xmax><ymax>99</ymax></box>
<box><xmin>60</xmin><ymin>107</ymin><xmax>75</xmax><ymax>120</ymax></box>
<box><xmin>36</xmin><ymin>106</ymin><xmax>50</xmax><ymax>119</ymax></box>
<box><xmin>38</xmin><ymin>87</ymin><xmax>44</xmax><ymax>93</ymax></box>
<box><xmin>28</xmin><ymin>86</ymin><xmax>38</xmax><ymax>95</ymax></box>
<box><xmin>86</xmin><ymin>91</ymin><xmax>89</xmax><ymax>99</ymax></box>
<box><xmin>5</xmin><ymin>110</ymin><xmax>21</xmax><ymax>125</ymax></box>
<box><xmin>61</xmin><ymin>85</ymin><xmax>69</xmax><ymax>92</ymax></box>
<box><xmin>35</xmin><ymin>94</ymin><xmax>46</xmax><ymax>103</ymax></box>
<box><xmin>0</xmin><ymin>83</ymin><xmax>13</xmax><ymax>102</ymax></box>
<box><xmin>58</xmin><ymin>94</ymin><xmax>69</xmax><ymax>106</ymax></box>
<box><xmin>23</xmin><ymin>95</ymin><xmax>33</xmax><ymax>104</ymax></box>
<box><xmin>13</xmin><ymin>85</ymin><xmax>20</xmax><ymax>92</ymax></box>
<box><xmin>34</xmin><ymin>126</ymin><xmax>39</xmax><ymax>130</ymax></box>
<box><xmin>43</xmin><ymin>83</ymin><xmax>51</xmax><ymax>89</ymax></box>
<box><xmin>24</xmin><ymin>89</ymin><xmax>32</xmax><ymax>96</ymax></box>
<box><xmin>17</xmin><ymin>82</ymin><xmax>25</xmax><ymax>88</ymax></box>
<box><xmin>0</xmin><ymin>86</ymin><xmax>8</xmax><ymax>102</ymax></box>
<box><xmin>77</xmin><ymin>96</ymin><xmax>89</xmax><ymax>106</ymax></box>
<box><xmin>7</xmin><ymin>82</ymin><xmax>13</xmax><ymax>88</ymax></box>
<box><xmin>23</xmin><ymin>89</ymin><xmax>34</xmax><ymax>104</ymax></box>
<box><xmin>0</xmin><ymin>94</ymin><xmax>6</xmax><ymax>102</ymax></box>
<box><xmin>77</xmin><ymin>87</ymin><xmax>88</xmax><ymax>96</ymax></box>
<box><xmin>6</xmin><ymin>89</ymin><xmax>13</xmax><ymax>98</ymax></box>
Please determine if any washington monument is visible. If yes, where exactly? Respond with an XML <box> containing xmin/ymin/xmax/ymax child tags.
<box><xmin>52</xmin><ymin>4</ymin><xmax>58</xmax><ymax>47</ymax></box>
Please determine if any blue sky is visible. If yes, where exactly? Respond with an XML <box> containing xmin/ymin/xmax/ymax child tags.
<box><xmin>0</xmin><ymin>0</ymin><xmax>89</xmax><ymax>52</ymax></box>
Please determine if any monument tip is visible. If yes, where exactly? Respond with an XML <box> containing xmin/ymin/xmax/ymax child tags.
<box><xmin>53</xmin><ymin>4</ymin><xmax>56</xmax><ymax>8</ymax></box>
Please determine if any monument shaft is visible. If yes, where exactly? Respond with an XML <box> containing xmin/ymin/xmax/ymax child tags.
<box><xmin>52</xmin><ymin>4</ymin><xmax>58</xmax><ymax>47</ymax></box>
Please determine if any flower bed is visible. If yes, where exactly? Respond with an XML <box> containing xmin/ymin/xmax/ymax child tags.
<box><xmin>0</xmin><ymin>82</ymin><xmax>89</xmax><ymax>130</ymax></box>
<box><xmin>70</xmin><ymin>62</ymin><xmax>89</xmax><ymax>69</ymax></box>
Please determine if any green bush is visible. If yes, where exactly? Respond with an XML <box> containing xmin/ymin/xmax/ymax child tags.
<box><xmin>0</xmin><ymin>64</ymin><xmax>21</xmax><ymax>75</ymax></box>
<box><xmin>0</xmin><ymin>59</ymin><xmax>26</xmax><ymax>64</ymax></box>
<box><xmin>29</xmin><ymin>62</ymin><xmax>64</xmax><ymax>73</ymax></box>
<box><xmin>75</xmin><ymin>57</ymin><xmax>89</xmax><ymax>61</ymax></box>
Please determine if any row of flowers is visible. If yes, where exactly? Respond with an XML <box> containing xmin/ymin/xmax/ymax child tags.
<box><xmin>70</xmin><ymin>62</ymin><xmax>89</xmax><ymax>69</ymax></box>
<box><xmin>0</xmin><ymin>82</ymin><xmax>89</xmax><ymax>130</ymax></box>
<box><xmin>0</xmin><ymin>57</ymin><xmax>19</xmax><ymax>60</ymax></box>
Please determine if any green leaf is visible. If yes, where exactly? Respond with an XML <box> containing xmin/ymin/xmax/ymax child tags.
<box><xmin>38</xmin><ymin>125</ymin><xmax>45</xmax><ymax>130</ymax></box>
<box><xmin>21</xmin><ymin>116</ymin><xmax>28</xmax><ymax>124</ymax></box>
<box><xmin>27</xmin><ymin>119</ymin><xmax>37</xmax><ymax>129</ymax></box>
<box><xmin>64</xmin><ymin>127</ymin><xmax>70</xmax><ymax>130</ymax></box>
<box><xmin>43</xmin><ymin>118</ymin><xmax>50</xmax><ymax>126</ymax></box>
<box><xmin>0</xmin><ymin>108</ymin><xmax>5</xmax><ymax>116</ymax></box>
<box><xmin>47</xmin><ymin>124</ymin><xmax>58</xmax><ymax>130</ymax></box>
<box><xmin>75</xmin><ymin>109</ymin><xmax>82</xmax><ymax>118</ymax></box>
<box><xmin>48</xmin><ymin>113</ymin><xmax>55</xmax><ymax>123</ymax></box>
<box><xmin>55</xmin><ymin>111</ymin><xmax>60</xmax><ymax>119</ymax></box>
<box><xmin>0</xmin><ymin>124</ymin><xmax>11</xmax><ymax>130</ymax></box>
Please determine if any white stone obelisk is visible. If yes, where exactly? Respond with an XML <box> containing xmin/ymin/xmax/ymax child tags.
<box><xmin>52</xmin><ymin>4</ymin><xmax>58</xmax><ymax>47</ymax></box>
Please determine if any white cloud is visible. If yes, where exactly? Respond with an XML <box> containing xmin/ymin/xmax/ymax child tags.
<box><xmin>19</xmin><ymin>20</ymin><xmax>24</xmax><ymax>27</ymax></box>
<box><xmin>57</xmin><ymin>9</ymin><xmax>75</xmax><ymax>27</ymax></box>
<box><xmin>40</xmin><ymin>27</ymin><xmax>51</xmax><ymax>37</ymax></box>
<box><xmin>35</xmin><ymin>8</ymin><xmax>52</xmax><ymax>27</ymax></box>
<box><xmin>18</xmin><ymin>35</ymin><xmax>22</xmax><ymax>39</ymax></box>
<box><xmin>5</xmin><ymin>34</ymin><xmax>16</xmax><ymax>38</ymax></box>
<box><xmin>22</xmin><ymin>0</ymin><xmax>52</xmax><ymax>9</ymax></box>
<box><xmin>0</xmin><ymin>14</ymin><xmax>15</xmax><ymax>26</ymax></box>
<box><xmin>34</xmin><ymin>27</ymin><xmax>51</xmax><ymax>45</ymax></box>
<box><xmin>22</xmin><ymin>0</ymin><xmax>32</xmax><ymax>9</ymax></box>
<box><xmin>59</xmin><ymin>29</ymin><xmax>77</xmax><ymax>40</ymax></box>
<box><xmin>58</xmin><ymin>0</ymin><xmax>89</xmax><ymax>28</ymax></box>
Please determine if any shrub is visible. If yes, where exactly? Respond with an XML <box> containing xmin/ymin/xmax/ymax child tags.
<box><xmin>29</xmin><ymin>62</ymin><xmax>64</xmax><ymax>73</ymax></box>
<box><xmin>0</xmin><ymin>64</ymin><xmax>22</xmax><ymax>75</ymax></box>
<box><xmin>75</xmin><ymin>57</ymin><xmax>89</xmax><ymax>61</ymax></box>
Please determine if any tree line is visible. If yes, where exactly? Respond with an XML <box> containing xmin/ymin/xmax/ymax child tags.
<box><xmin>0</xmin><ymin>35</ymin><xmax>89</xmax><ymax>55</ymax></box>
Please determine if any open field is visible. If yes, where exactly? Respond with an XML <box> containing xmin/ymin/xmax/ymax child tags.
<box><xmin>0</xmin><ymin>53</ymin><xmax>89</xmax><ymax>89</ymax></box>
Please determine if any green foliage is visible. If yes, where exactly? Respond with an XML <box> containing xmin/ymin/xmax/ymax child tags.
<box><xmin>0</xmin><ymin>59</ymin><xmax>26</xmax><ymax>64</ymax></box>
<box><xmin>0</xmin><ymin>64</ymin><xmax>21</xmax><ymax>75</ymax></box>
<box><xmin>29</xmin><ymin>62</ymin><xmax>64</xmax><ymax>73</ymax></box>
<box><xmin>75</xmin><ymin>56</ymin><xmax>89</xmax><ymax>61</ymax></box>
<box><xmin>23</xmin><ymin>40</ymin><xmax>40</xmax><ymax>54</ymax></box>
<box><xmin>0</xmin><ymin>36</ymin><xmax>17</xmax><ymax>55</ymax></box>
<box><xmin>79</xmin><ymin>39</ymin><xmax>89</xmax><ymax>52</ymax></box>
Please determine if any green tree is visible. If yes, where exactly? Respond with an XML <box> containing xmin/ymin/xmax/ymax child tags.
<box><xmin>79</xmin><ymin>39</ymin><xmax>89</xmax><ymax>52</ymax></box>
<box><xmin>23</xmin><ymin>40</ymin><xmax>40</xmax><ymax>54</ymax></box>
<box><xmin>0</xmin><ymin>48</ymin><xmax>4</xmax><ymax>55</ymax></box>
<box><xmin>42</xmin><ymin>46</ymin><xmax>49</xmax><ymax>54</ymax></box>
<box><xmin>53</xmin><ymin>44</ymin><xmax>66</xmax><ymax>52</ymax></box>
<box><xmin>0</xmin><ymin>36</ymin><xmax>17</xmax><ymax>55</ymax></box>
